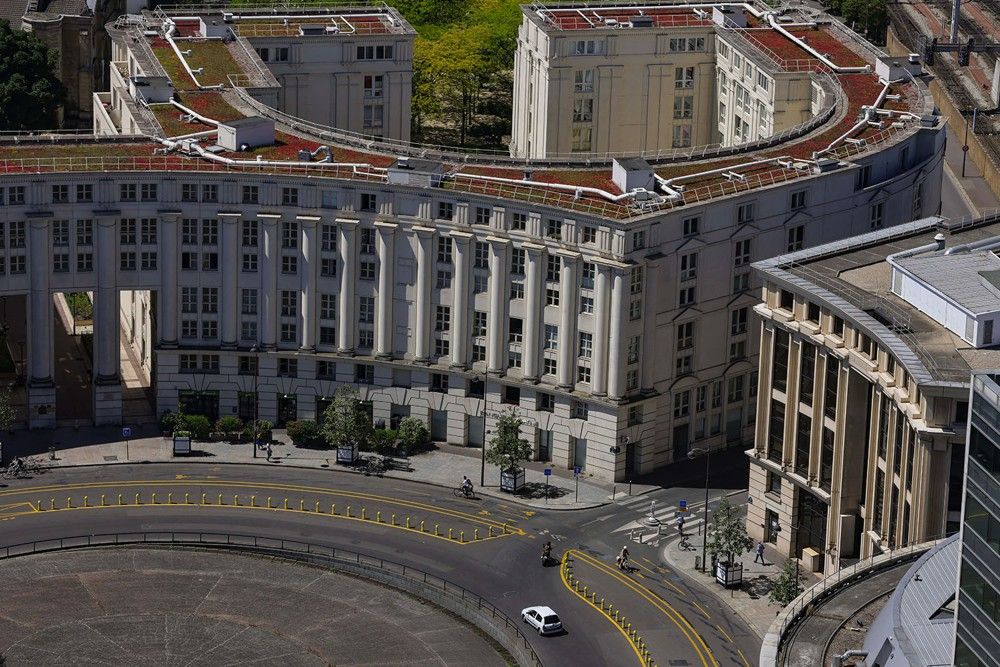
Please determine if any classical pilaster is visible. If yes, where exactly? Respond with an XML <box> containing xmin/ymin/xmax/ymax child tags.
<box><xmin>607</xmin><ymin>268</ymin><xmax>626</xmax><ymax>400</ymax></box>
<box><xmin>557</xmin><ymin>251</ymin><xmax>580</xmax><ymax>389</ymax></box>
<box><xmin>592</xmin><ymin>264</ymin><xmax>612</xmax><ymax>396</ymax></box>
<box><xmin>93</xmin><ymin>216</ymin><xmax>122</xmax><ymax>425</ymax></box>
<box><xmin>259</xmin><ymin>214</ymin><xmax>280</xmax><ymax>349</ymax></box>
<box><xmin>375</xmin><ymin>221</ymin><xmax>396</xmax><ymax>359</ymax></box>
<box><xmin>413</xmin><ymin>226</ymin><xmax>434</xmax><ymax>363</ymax></box>
<box><xmin>450</xmin><ymin>231</ymin><xmax>473</xmax><ymax>369</ymax></box>
<box><xmin>487</xmin><ymin>237</ymin><xmax>509</xmax><ymax>374</ymax></box>
<box><xmin>522</xmin><ymin>243</ymin><xmax>544</xmax><ymax>383</ymax></box>
<box><xmin>27</xmin><ymin>218</ymin><xmax>55</xmax><ymax>427</ymax></box>
<box><xmin>219</xmin><ymin>212</ymin><xmax>240</xmax><ymax>349</ymax></box>
<box><xmin>158</xmin><ymin>212</ymin><xmax>179</xmax><ymax>347</ymax></box>
<box><xmin>299</xmin><ymin>215</ymin><xmax>320</xmax><ymax>351</ymax></box>
<box><xmin>337</xmin><ymin>218</ymin><xmax>358</xmax><ymax>354</ymax></box>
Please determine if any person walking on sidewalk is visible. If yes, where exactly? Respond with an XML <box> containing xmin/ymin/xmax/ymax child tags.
<box><xmin>266</xmin><ymin>443</ymin><xmax>272</xmax><ymax>461</ymax></box>
<box><xmin>754</xmin><ymin>541</ymin><xmax>766</xmax><ymax>565</ymax></box>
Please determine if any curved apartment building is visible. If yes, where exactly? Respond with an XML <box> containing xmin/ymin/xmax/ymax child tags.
<box><xmin>0</xmin><ymin>3</ymin><xmax>944</xmax><ymax>481</ymax></box>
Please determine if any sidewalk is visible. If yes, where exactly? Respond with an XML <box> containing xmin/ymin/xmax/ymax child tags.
<box><xmin>0</xmin><ymin>424</ymin><xmax>621</xmax><ymax>510</ymax></box>
<box><xmin>661</xmin><ymin>535</ymin><xmax>822</xmax><ymax>638</ymax></box>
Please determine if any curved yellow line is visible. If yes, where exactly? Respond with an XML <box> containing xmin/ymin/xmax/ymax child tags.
<box><xmin>573</xmin><ymin>550</ymin><xmax>717</xmax><ymax>667</ymax></box>
<box><xmin>560</xmin><ymin>550</ymin><xmax>646</xmax><ymax>666</ymax></box>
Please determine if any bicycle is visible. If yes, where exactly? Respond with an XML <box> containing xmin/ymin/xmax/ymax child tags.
<box><xmin>363</xmin><ymin>456</ymin><xmax>386</xmax><ymax>477</ymax></box>
<box><xmin>453</xmin><ymin>485</ymin><xmax>476</xmax><ymax>499</ymax></box>
<box><xmin>679</xmin><ymin>536</ymin><xmax>697</xmax><ymax>552</ymax></box>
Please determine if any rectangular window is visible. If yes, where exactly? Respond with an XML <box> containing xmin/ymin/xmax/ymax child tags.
<box><xmin>773</xmin><ymin>329</ymin><xmax>789</xmax><ymax>393</ymax></box>
<box><xmin>870</xmin><ymin>201</ymin><xmax>884</xmax><ymax>230</ymax></box>
<box><xmin>679</xmin><ymin>286</ymin><xmax>695</xmax><ymax>307</ymax></box>
<box><xmin>474</xmin><ymin>241</ymin><xmax>489</xmax><ymax>269</ymax></box>
<box><xmin>359</xmin><ymin>297</ymin><xmax>375</xmax><ymax>324</ymax></box>
<box><xmin>578</xmin><ymin>332</ymin><xmax>593</xmax><ymax>358</ymax></box>
<box><xmin>794</xmin><ymin>413</ymin><xmax>812</xmax><ymax>477</ymax></box>
<box><xmin>511</xmin><ymin>212</ymin><xmax>527</xmax><ymax>231</ymax></box>
<box><xmin>280</xmin><ymin>290</ymin><xmax>297</xmax><ymax>317</ymax></box>
<box><xmin>140</xmin><ymin>219</ymin><xmax>157</xmax><ymax>245</ymax></box>
<box><xmin>673</xmin><ymin>95</ymin><xmax>694</xmax><ymax>119</ymax></box>
<box><xmin>356</xmin><ymin>44</ymin><xmax>394</xmax><ymax>60</ymax></box>
<box><xmin>571</xmin><ymin>127</ymin><xmax>592</xmax><ymax>152</ymax></box>
<box><xmin>677</xmin><ymin>322</ymin><xmax>693</xmax><ymax>350</ymax></box>
<box><xmin>683</xmin><ymin>216</ymin><xmax>700</xmax><ymax>237</ymax></box>
<box><xmin>52</xmin><ymin>184</ymin><xmax>68</xmax><ymax>203</ymax></box>
<box><xmin>800</xmin><ymin>343</ymin><xmax>816</xmax><ymax>406</ymax></box>
<box><xmin>673</xmin><ymin>390</ymin><xmax>690</xmax><ymax>418</ymax></box>
<box><xmin>242</xmin><ymin>185</ymin><xmax>259</xmax><ymax>204</ymax></box>
<box><xmin>824</xmin><ymin>357</ymin><xmax>839</xmax><ymax>420</ymax></box>
<box><xmin>787</xmin><ymin>225</ymin><xmax>804</xmax><ymax>252</ymax></box>
<box><xmin>201</xmin><ymin>219</ymin><xmax>218</xmax><ymax>245</ymax></box>
<box><xmin>363</xmin><ymin>74</ymin><xmax>384</xmax><ymax>98</ymax></box>
<box><xmin>241</xmin><ymin>289</ymin><xmax>258</xmax><ymax>315</ymax></box>
<box><xmin>544</xmin><ymin>324</ymin><xmax>559</xmax><ymax>350</ymax></box>
<box><xmin>674</xmin><ymin>66</ymin><xmax>695</xmax><ymax>89</ymax></box>
<box><xmin>574</xmin><ymin>69</ymin><xmax>594</xmax><ymax>92</ymax></box>
<box><xmin>120</xmin><ymin>219</ymin><xmax>136</xmax><ymax>245</ymax></box>
<box><xmin>242</xmin><ymin>220</ymin><xmax>258</xmax><ymax>247</ymax></box>
<box><xmin>141</xmin><ymin>183</ymin><xmax>158</xmax><ymax>202</ymax></box>
<box><xmin>437</xmin><ymin>237</ymin><xmax>452</xmax><ymax>263</ymax></box>
<box><xmin>360</xmin><ymin>193</ymin><xmax>377</xmax><ymax>212</ymax></box>
<box><xmin>437</xmin><ymin>202</ymin><xmax>454</xmax><ymax>221</ymax></box>
<box><xmin>790</xmin><ymin>190</ymin><xmax>807</xmax><ymax>211</ymax></box>
<box><xmin>580</xmin><ymin>296</ymin><xmax>594</xmax><ymax>314</ymax></box>
<box><xmin>546</xmin><ymin>255</ymin><xmax>561</xmax><ymax>282</ymax></box>
<box><xmin>120</xmin><ymin>183</ymin><xmax>136</xmax><ymax>202</ymax></box>
<box><xmin>737</xmin><ymin>202</ymin><xmax>755</xmax><ymax>225</ymax></box>
<box><xmin>573</xmin><ymin>97</ymin><xmax>594</xmax><ymax>123</ymax></box>
<box><xmin>546</xmin><ymin>288</ymin><xmax>559</xmax><ymax>306</ymax></box>
<box><xmin>731</xmin><ymin>307</ymin><xmax>748</xmax><ymax>335</ymax></box>
<box><xmin>768</xmin><ymin>399</ymin><xmax>785</xmax><ymax>462</ymax></box>
<box><xmin>734</xmin><ymin>239</ymin><xmax>751</xmax><ymax>266</ymax></box>
<box><xmin>680</xmin><ymin>252</ymin><xmax>697</xmax><ymax>281</ymax></box>
<box><xmin>282</xmin><ymin>221</ymin><xmax>299</xmax><ymax>249</ymax></box>
<box><xmin>672</xmin><ymin>124</ymin><xmax>692</xmax><ymax>148</ymax></box>
<box><xmin>435</xmin><ymin>305</ymin><xmax>451</xmax><ymax>332</ymax></box>
<box><xmin>76</xmin><ymin>184</ymin><xmax>93</xmax><ymax>202</ymax></box>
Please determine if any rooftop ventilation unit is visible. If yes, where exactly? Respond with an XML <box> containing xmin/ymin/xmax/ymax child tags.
<box><xmin>222</xmin><ymin>12</ymin><xmax>233</xmax><ymax>22</ymax></box>
<box><xmin>604</xmin><ymin>18</ymin><xmax>618</xmax><ymax>27</ymax></box>
<box><xmin>325</xmin><ymin>25</ymin><xmax>340</xmax><ymax>34</ymax></box>
<box><xmin>629</xmin><ymin>15</ymin><xmax>654</xmax><ymax>28</ymax></box>
<box><xmin>299</xmin><ymin>24</ymin><xmax>325</xmax><ymax>36</ymax></box>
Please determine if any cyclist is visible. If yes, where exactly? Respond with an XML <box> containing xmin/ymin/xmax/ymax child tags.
<box><xmin>618</xmin><ymin>545</ymin><xmax>630</xmax><ymax>570</ymax></box>
<box><xmin>461</xmin><ymin>476</ymin><xmax>473</xmax><ymax>497</ymax></box>
<box><xmin>542</xmin><ymin>541</ymin><xmax>553</xmax><ymax>565</ymax></box>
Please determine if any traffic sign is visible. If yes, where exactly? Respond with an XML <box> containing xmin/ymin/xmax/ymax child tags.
<box><xmin>573</xmin><ymin>466</ymin><xmax>581</xmax><ymax>476</ymax></box>
<box><xmin>679</xmin><ymin>500</ymin><xmax>687</xmax><ymax>509</ymax></box>
<box><xmin>122</xmin><ymin>427</ymin><xmax>132</xmax><ymax>439</ymax></box>
<box><xmin>544</xmin><ymin>468</ymin><xmax>552</xmax><ymax>476</ymax></box>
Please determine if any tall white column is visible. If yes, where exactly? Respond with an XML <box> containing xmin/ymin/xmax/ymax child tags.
<box><xmin>607</xmin><ymin>269</ymin><xmax>626</xmax><ymax>401</ymax></box>
<box><xmin>94</xmin><ymin>217</ymin><xmax>120</xmax><ymax>383</ymax></box>
<box><xmin>337</xmin><ymin>218</ymin><xmax>358</xmax><ymax>354</ymax></box>
<box><xmin>27</xmin><ymin>219</ymin><xmax>53</xmax><ymax>384</ymax></box>
<box><xmin>219</xmin><ymin>213</ymin><xmax>240</xmax><ymax>349</ymax></box>
<box><xmin>300</xmin><ymin>216</ymin><xmax>319</xmax><ymax>351</ymax></box>
<box><xmin>375</xmin><ymin>221</ymin><xmax>396</xmax><ymax>359</ymax></box>
<box><xmin>27</xmin><ymin>218</ymin><xmax>55</xmax><ymax>427</ymax></box>
<box><xmin>592</xmin><ymin>264</ymin><xmax>612</xmax><ymax>396</ymax></box>
<box><xmin>413</xmin><ymin>226</ymin><xmax>434</xmax><ymax>362</ymax></box>
<box><xmin>487</xmin><ymin>237</ymin><xmax>509</xmax><ymax>375</ymax></box>
<box><xmin>158</xmin><ymin>213</ymin><xmax>179</xmax><ymax>347</ymax></box>
<box><xmin>641</xmin><ymin>260</ymin><xmax>657</xmax><ymax>393</ymax></box>
<box><xmin>259</xmin><ymin>215</ymin><xmax>279</xmax><ymax>349</ymax></box>
<box><xmin>522</xmin><ymin>243</ymin><xmax>544</xmax><ymax>382</ymax></box>
<box><xmin>558</xmin><ymin>252</ymin><xmax>580</xmax><ymax>389</ymax></box>
<box><xmin>451</xmin><ymin>231</ymin><xmax>473</xmax><ymax>369</ymax></box>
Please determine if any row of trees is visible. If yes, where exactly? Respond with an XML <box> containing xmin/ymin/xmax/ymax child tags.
<box><xmin>0</xmin><ymin>21</ymin><xmax>65</xmax><ymax>131</ymax></box>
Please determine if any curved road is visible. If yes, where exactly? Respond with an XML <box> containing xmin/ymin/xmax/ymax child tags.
<box><xmin>0</xmin><ymin>464</ymin><xmax>756</xmax><ymax>666</ymax></box>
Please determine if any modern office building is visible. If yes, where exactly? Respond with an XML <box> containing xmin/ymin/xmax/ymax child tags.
<box><xmin>747</xmin><ymin>215</ymin><xmax>1000</xmax><ymax>576</ymax></box>
<box><xmin>0</xmin><ymin>3</ymin><xmax>943</xmax><ymax>482</ymax></box>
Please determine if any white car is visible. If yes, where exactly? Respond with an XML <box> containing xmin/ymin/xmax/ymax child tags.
<box><xmin>521</xmin><ymin>605</ymin><xmax>563</xmax><ymax>635</ymax></box>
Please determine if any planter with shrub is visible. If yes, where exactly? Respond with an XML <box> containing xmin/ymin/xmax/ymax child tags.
<box><xmin>286</xmin><ymin>420</ymin><xmax>325</xmax><ymax>448</ymax></box>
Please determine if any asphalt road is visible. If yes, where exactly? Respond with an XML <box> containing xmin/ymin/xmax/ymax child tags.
<box><xmin>0</xmin><ymin>464</ymin><xmax>757</xmax><ymax>666</ymax></box>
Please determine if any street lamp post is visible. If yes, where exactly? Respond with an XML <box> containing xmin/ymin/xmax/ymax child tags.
<box><xmin>688</xmin><ymin>446</ymin><xmax>712</xmax><ymax>573</ymax></box>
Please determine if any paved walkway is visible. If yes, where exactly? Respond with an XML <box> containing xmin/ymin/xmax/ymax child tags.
<box><xmin>0</xmin><ymin>424</ymin><xmax>656</xmax><ymax>510</ymax></box>
<box><xmin>660</xmin><ymin>522</ymin><xmax>823</xmax><ymax>639</ymax></box>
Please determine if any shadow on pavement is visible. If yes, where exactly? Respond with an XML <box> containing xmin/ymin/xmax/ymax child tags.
<box><xmin>516</xmin><ymin>482</ymin><xmax>569</xmax><ymax>500</ymax></box>
<box><xmin>629</xmin><ymin>445</ymin><xmax>750</xmax><ymax>490</ymax></box>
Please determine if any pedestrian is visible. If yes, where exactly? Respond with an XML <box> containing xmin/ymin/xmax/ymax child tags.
<box><xmin>677</xmin><ymin>515</ymin><xmax>685</xmax><ymax>536</ymax></box>
<box><xmin>266</xmin><ymin>443</ymin><xmax>272</xmax><ymax>461</ymax></box>
<box><xmin>618</xmin><ymin>545</ymin><xmax>630</xmax><ymax>570</ymax></box>
<box><xmin>754</xmin><ymin>541</ymin><xmax>766</xmax><ymax>565</ymax></box>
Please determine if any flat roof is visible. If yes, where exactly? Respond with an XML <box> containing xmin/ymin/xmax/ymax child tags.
<box><xmin>896</xmin><ymin>250</ymin><xmax>1000</xmax><ymax>315</ymax></box>
<box><xmin>891</xmin><ymin>535</ymin><xmax>959</xmax><ymax>666</ymax></box>
<box><xmin>755</xmin><ymin>214</ymin><xmax>1000</xmax><ymax>384</ymax></box>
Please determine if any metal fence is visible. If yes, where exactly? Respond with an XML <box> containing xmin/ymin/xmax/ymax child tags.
<box><xmin>0</xmin><ymin>531</ymin><xmax>543</xmax><ymax>667</ymax></box>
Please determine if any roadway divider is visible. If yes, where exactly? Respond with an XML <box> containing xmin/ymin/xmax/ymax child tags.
<box><xmin>560</xmin><ymin>551</ymin><xmax>654</xmax><ymax>667</ymax></box>
<box><xmin>33</xmin><ymin>491</ymin><xmax>511</xmax><ymax>545</ymax></box>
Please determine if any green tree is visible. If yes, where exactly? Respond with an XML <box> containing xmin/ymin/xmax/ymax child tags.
<box><xmin>322</xmin><ymin>386</ymin><xmax>373</xmax><ymax>451</ymax></box>
<box><xmin>484</xmin><ymin>410</ymin><xmax>531</xmax><ymax>472</ymax></box>
<box><xmin>397</xmin><ymin>416</ymin><xmax>429</xmax><ymax>453</ymax></box>
<box><xmin>769</xmin><ymin>559</ymin><xmax>802</xmax><ymax>607</ymax></box>
<box><xmin>0</xmin><ymin>20</ymin><xmax>66</xmax><ymax>130</ymax></box>
<box><xmin>706</xmin><ymin>498</ymin><xmax>755</xmax><ymax>566</ymax></box>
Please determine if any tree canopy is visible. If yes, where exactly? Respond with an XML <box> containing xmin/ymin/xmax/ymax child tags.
<box><xmin>706</xmin><ymin>497</ymin><xmax>755</xmax><ymax>566</ymax></box>
<box><xmin>484</xmin><ymin>410</ymin><xmax>531</xmax><ymax>472</ymax></box>
<box><xmin>322</xmin><ymin>386</ymin><xmax>373</xmax><ymax>451</ymax></box>
<box><xmin>0</xmin><ymin>20</ymin><xmax>65</xmax><ymax>131</ymax></box>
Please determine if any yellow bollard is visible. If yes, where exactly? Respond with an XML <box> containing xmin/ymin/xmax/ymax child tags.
<box><xmin>82</xmin><ymin>495</ymin><xmax>88</xmax><ymax>507</ymax></box>
<box><xmin>118</xmin><ymin>494</ymin><xmax>123</xmax><ymax>506</ymax></box>
<box><xmin>361</xmin><ymin>508</ymin><xmax>367</xmax><ymax>521</ymax></box>
<box><xmin>283</xmin><ymin>498</ymin><xmax>288</xmax><ymax>510</ymax></box>
<box><xmin>405</xmin><ymin>517</ymin><xmax>411</xmax><ymax>529</ymax></box>
<box><xmin>151</xmin><ymin>493</ymin><xmax>157</xmax><ymax>504</ymax></box>
<box><xmin>434</xmin><ymin>524</ymin><xmax>439</xmax><ymax>536</ymax></box>
<box><xmin>376</xmin><ymin>511</ymin><xmax>381</xmax><ymax>523</ymax></box>
<box><xmin>234</xmin><ymin>495</ymin><xmax>239</xmax><ymax>506</ymax></box>
<box><xmin>503</xmin><ymin>523</ymin><xmax>508</xmax><ymax>534</ymax></box>
<box><xmin>251</xmin><ymin>495</ymin><xmax>256</xmax><ymax>507</ymax></box>
<box><xmin>420</xmin><ymin>520</ymin><xmax>425</xmax><ymax>532</ymax></box>
<box><xmin>267</xmin><ymin>496</ymin><xmax>272</xmax><ymax>509</ymax></box>
<box><xmin>459</xmin><ymin>530</ymin><xmax>465</xmax><ymax>543</ymax></box>
<box><xmin>391</xmin><ymin>513</ymin><xmax>396</xmax><ymax>526</ymax></box>
<box><xmin>100</xmin><ymin>494</ymin><xmax>106</xmax><ymax>507</ymax></box>
<box><xmin>488</xmin><ymin>526</ymin><xmax>494</xmax><ymax>538</ymax></box>
<box><xmin>38</xmin><ymin>499</ymin><xmax>43</xmax><ymax>511</ymax></box>
<box><xmin>217</xmin><ymin>494</ymin><xmax>223</xmax><ymax>505</ymax></box>
<box><xmin>299</xmin><ymin>499</ymin><xmax>304</xmax><ymax>511</ymax></box>
<box><xmin>346</xmin><ymin>505</ymin><xmax>351</xmax><ymax>517</ymax></box>
<box><xmin>448</xmin><ymin>528</ymin><xmax>453</xmax><ymax>540</ymax></box>
<box><xmin>135</xmin><ymin>493</ymin><xmax>141</xmax><ymax>505</ymax></box>
<box><xmin>474</xmin><ymin>528</ymin><xmax>480</xmax><ymax>541</ymax></box>
<box><xmin>315</xmin><ymin>501</ymin><xmax>320</xmax><ymax>513</ymax></box>
<box><xmin>583</xmin><ymin>586</ymin><xmax>588</xmax><ymax>596</ymax></box>
<box><xmin>50</xmin><ymin>498</ymin><xmax>55</xmax><ymax>510</ymax></box>
<box><xmin>201</xmin><ymin>493</ymin><xmax>207</xmax><ymax>505</ymax></box>
<box><xmin>168</xmin><ymin>493</ymin><xmax>173</xmax><ymax>505</ymax></box>
<box><xmin>66</xmin><ymin>497</ymin><xmax>72</xmax><ymax>509</ymax></box>
<box><xmin>331</xmin><ymin>503</ymin><xmax>337</xmax><ymax>515</ymax></box>
<box><xmin>185</xmin><ymin>493</ymin><xmax>190</xmax><ymax>504</ymax></box>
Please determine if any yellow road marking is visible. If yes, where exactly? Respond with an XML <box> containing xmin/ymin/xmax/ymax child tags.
<box><xmin>560</xmin><ymin>552</ymin><xmax>645</xmax><ymax>667</ymax></box>
<box><xmin>19</xmin><ymin>502</ymin><xmax>514</xmax><ymax>546</ymax></box>
<box><xmin>573</xmin><ymin>550</ymin><xmax>717</xmax><ymax>667</ymax></box>
<box><xmin>714</xmin><ymin>624</ymin><xmax>732</xmax><ymax>643</ymax></box>
<box><xmin>523</xmin><ymin>510</ymin><xmax>536</xmax><ymax>517</ymax></box>
<box><xmin>0</xmin><ymin>501</ymin><xmax>37</xmax><ymax>513</ymax></box>
<box><xmin>0</xmin><ymin>480</ymin><xmax>525</xmax><ymax>534</ymax></box>
<box><xmin>737</xmin><ymin>649</ymin><xmax>750</xmax><ymax>666</ymax></box>
<box><xmin>693</xmin><ymin>602</ymin><xmax>711</xmax><ymax>620</ymax></box>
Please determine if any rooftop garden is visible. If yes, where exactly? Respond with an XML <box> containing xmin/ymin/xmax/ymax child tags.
<box><xmin>150</xmin><ymin>38</ymin><xmax>197</xmax><ymax>92</ymax></box>
<box><xmin>181</xmin><ymin>39</ymin><xmax>249</xmax><ymax>87</ymax></box>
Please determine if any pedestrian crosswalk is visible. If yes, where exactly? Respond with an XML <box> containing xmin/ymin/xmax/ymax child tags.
<box><xmin>611</xmin><ymin>495</ymin><xmax>722</xmax><ymax>547</ymax></box>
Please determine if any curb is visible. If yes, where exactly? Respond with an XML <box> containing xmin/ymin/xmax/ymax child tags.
<box><xmin>31</xmin><ymin>456</ymin><xmax>610</xmax><ymax>512</ymax></box>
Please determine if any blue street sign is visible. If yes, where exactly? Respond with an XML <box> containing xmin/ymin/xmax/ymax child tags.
<box><xmin>122</xmin><ymin>427</ymin><xmax>132</xmax><ymax>439</ymax></box>
<box><xmin>544</xmin><ymin>468</ymin><xmax>552</xmax><ymax>476</ymax></box>
<box><xmin>679</xmin><ymin>499</ymin><xmax>687</xmax><ymax>509</ymax></box>
<box><xmin>573</xmin><ymin>466</ymin><xmax>581</xmax><ymax>476</ymax></box>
